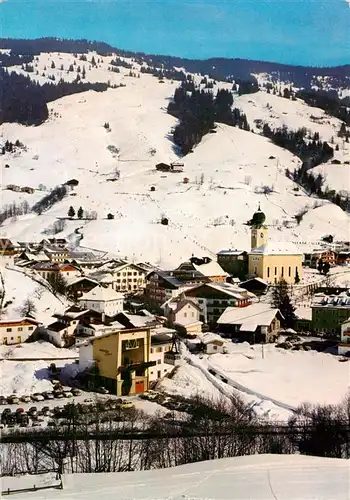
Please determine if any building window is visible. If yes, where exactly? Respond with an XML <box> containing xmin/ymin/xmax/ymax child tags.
<box><xmin>267</xmin><ymin>267</ymin><xmax>270</xmax><ymax>278</ymax></box>
<box><xmin>11</xmin><ymin>337</ymin><xmax>14</xmax><ymax>341</ymax></box>
<box><xmin>254</xmin><ymin>267</ymin><xmax>257</xmax><ymax>274</ymax></box>
<box><xmin>150</xmin><ymin>348</ymin><xmax>153</xmax><ymax>354</ymax></box>
<box><xmin>274</xmin><ymin>267</ymin><xmax>277</xmax><ymax>275</ymax></box>
<box><xmin>156</xmin><ymin>347</ymin><xmax>162</xmax><ymax>353</ymax></box>
<box><xmin>6</xmin><ymin>328</ymin><xmax>12</xmax><ymax>332</ymax></box>
<box><xmin>157</xmin><ymin>359</ymin><xmax>161</xmax><ymax>364</ymax></box>
<box><xmin>18</xmin><ymin>327</ymin><xmax>23</xmax><ymax>332</ymax></box>
<box><xmin>281</xmin><ymin>267</ymin><xmax>284</xmax><ymax>277</ymax></box>
<box><xmin>288</xmin><ymin>266</ymin><xmax>291</xmax><ymax>277</ymax></box>
<box><xmin>157</xmin><ymin>371</ymin><xmax>161</xmax><ymax>378</ymax></box>
<box><xmin>28</xmin><ymin>326</ymin><xmax>34</xmax><ymax>331</ymax></box>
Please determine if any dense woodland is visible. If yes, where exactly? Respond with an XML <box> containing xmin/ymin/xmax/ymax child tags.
<box><xmin>0</xmin><ymin>68</ymin><xmax>108</xmax><ymax>125</ymax></box>
<box><xmin>167</xmin><ymin>80</ymin><xmax>250</xmax><ymax>153</ymax></box>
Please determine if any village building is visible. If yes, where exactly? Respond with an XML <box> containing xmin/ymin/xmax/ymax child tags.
<box><xmin>79</xmin><ymin>327</ymin><xmax>155</xmax><ymax>395</ymax></box>
<box><xmin>200</xmin><ymin>332</ymin><xmax>227</xmax><ymax>354</ymax></box>
<box><xmin>336</xmin><ymin>251</ymin><xmax>350</xmax><ymax>266</ymax></box>
<box><xmin>239</xmin><ymin>277</ymin><xmax>269</xmax><ymax>296</ymax></box>
<box><xmin>78</xmin><ymin>286</ymin><xmax>124</xmax><ymax>316</ymax></box>
<box><xmin>145</xmin><ymin>271</ymin><xmax>191</xmax><ymax>306</ymax></box>
<box><xmin>184</xmin><ymin>282</ymin><xmax>255</xmax><ymax>326</ymax></box>
<box><xmin>15</xmin><ymin>249</ymin><xmax>51</xmax><ymax>266</ymax></box>
<box><xmin>149</xmin><ymin>333</ymin><xmax>173</xmax><ymax>382</ymax></box>
<box><xmin>311</xmin><ymin>291</ymin><xmax>350</xmax><ymax>336</ymax></box>
<box><xmin>90</xmin><ymin>262</ymin><xmax>147</xmax><ymax>293</ymax></box>
<box><xmin>0</xmin><ymin>318</ymin><xmax>41</xmax><ymax>345</ymax></box>
<box><xmin>161</xmin><ymin>294</ymin><xmax>202</xmax><ymax>335</ymax></box>
<box><xmin>113</xmin><ymin>310</ymin><xmax>162</xmax><ymax>329</ymax></box>
<box><xmin>338</xmin><ymin>319</ymin><xmax>350</xmax><ymax>355</ymax></box>
<box><xmin>173</xmin><ymin>256</ymin><xmax>229</xmax><ymax>284</ymax></box>
<box><xmin>216</xmin><ymin>250</ymin><xmax>248</xmax><ymax>279</ymax></box>
<box><xmin>31</xmin><ymin>262</ymin><xmax>81</xmax><ymax>280</ymax></box>
<box><xmin>247</xmin><ymin>207</ymin><xmax>303</xmax><ymax>285</ymax></box>
<box><xmin>42</xmin><ymin>244</ymin><xmax>69</xmax><ymax>263</ymax></box>
<box><xmin>65</xmin><ymin>276</ymin><xmax>99</xmax><ymax>300</ymax></box>
<box><xmin>303</xmin><ymin>249</ymin><xmax>336</xmax><ymax>268</ymax></box>
<box><xmin>217</xmin><ymin>303</ymin><xmax>283</xmax><ymax>343</ymax></box>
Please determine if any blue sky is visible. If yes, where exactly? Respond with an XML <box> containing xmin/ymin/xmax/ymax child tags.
<box><xmin>1</xmin><ymin>0</ymin><xmax>349</xmax><ymax>66</ymax></box>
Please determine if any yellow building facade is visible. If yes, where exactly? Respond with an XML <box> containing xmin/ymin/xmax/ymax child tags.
<box><xmin>247</xmin><ymin>208</ymin><xmax>303</xmax><ymax>285</ymax></box>
<box><xmin>90</xmin><ymin>328</ymin><xmax>154</xmax><ymax>396</ymax></box>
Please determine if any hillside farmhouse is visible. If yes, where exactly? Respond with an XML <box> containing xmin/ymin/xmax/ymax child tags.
<box><xmin>32</xmin><ymin>262</ymin><xmax>81</xmax><ymax>280</ymax></box>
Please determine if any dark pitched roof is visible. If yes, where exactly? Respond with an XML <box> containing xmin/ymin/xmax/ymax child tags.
<box><xmin>47</xmin><ymin>321</ymin><xmax>68</xmax><ymax>332</ymax></box>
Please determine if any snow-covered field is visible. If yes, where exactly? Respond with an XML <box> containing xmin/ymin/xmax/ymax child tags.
<box><xmin>0</xmin><ymin>340</ymin><xmax>78</xmax><ymax>360</ymax></box>
<box><xmin>1</xmin><ymin>51</ymin><xmax>349</xmax><ymax>269</ymax></box>
<box><xmin>158</xmin><ymin>345</ymin><xmax>349</xmax><ymax>421</ymax></box>
<box><xmin>3</xmin><ymin>454</ymin><xmax>349</xmax><ymax>500</ymax></box>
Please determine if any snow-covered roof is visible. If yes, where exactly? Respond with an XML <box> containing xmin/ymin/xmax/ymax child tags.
<box><xmin>79</xmin><ymin>286</ymin><xmax>124</xmax><ymax>302</ymax></box>
<box><xmin>65</xmin><ymin>275</ymin><xmax>99</xmax><ymax>287</ymax></box>
<box><xmin>241</xmin><ymin>277</ymin><xmax>268</xmax><ymax>286</ymax></box>
<box><xmin>189</xmin><ymin>282</ymin><xmax>255</xmax><ymax>300</ymax></box>
<box><xmin>217</xmin><ymin>303</ymin><xmax>282</xmax><ymax>330</ymax></box>
<box><xmin>120</xmin><ymin>312</ymin><xmax>157</xmax><ymax>327</ymax></box>
<box><xmin>217</xmin><ymin>249</ymin><xmax>246</xmax><ymax>256</ymax></box>
<box><xmin>193</xmin><ymin>260</ymin><xmax>229</xmax><ymax>277</ymax></box>
<box><xmin>200</xmin><ymin>332</ymin><xmax>224</xmax><ymax>345</ymax></box>
<box><xmin>250</xmin><ymin>241</ymin><xmax>302</xmax><ymax>256</ymax></box>
<box><xmin>174</xmin><ymin>318</ymin><xmax>203</xmax><ymax>328</ymax></box>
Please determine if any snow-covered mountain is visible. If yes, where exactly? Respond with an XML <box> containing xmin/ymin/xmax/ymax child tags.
<box><xmin>1</xmin><ymin>46</ymin><xmax>349</xmax><ymax>268</ymax></box>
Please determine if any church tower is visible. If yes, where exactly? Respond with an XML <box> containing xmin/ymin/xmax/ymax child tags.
<box><xmin>250</xmin><ymin>205</ymin><xmax>268</xmax><ymax>250</ymax></box>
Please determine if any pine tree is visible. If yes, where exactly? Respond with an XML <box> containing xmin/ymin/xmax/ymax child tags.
<box><xmin>51</xmin><ymin>61</ymin><xmax>55</xmax><ymax>69</ymax></box>
<box><xmin>68</xmin><ymin>206</ymin><xmax>75</xmax><ymax>218</ymax></box>
<box><xmin>294</xmin><ymin>268</ymin><xmax>300</xmax><ymax>284</ymax></box>
<box><xmin>271</xmin><ymin>279</ymin><xmax>296</xmax><ymax>328</ymax></box>
<box><xmin>77</xmin><ymin>206</ymin><xmax>84</xmax><ymax>219</ymax></box>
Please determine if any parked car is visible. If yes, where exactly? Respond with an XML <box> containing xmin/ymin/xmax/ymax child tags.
<box><xmin>32</xmin><ymin>393</ymin><xmax>44</xmax><ymax>402</ymax></box>
<box><xmin>0</xmin><ymin>397</ymin><xmax>7</xmax><ymax>405</ymax></box>
<box><xmin>7</xmin><ymin>395</ymin><xmax>19</xmax><ymax>404</ymax></box>
<box><xmin>28</xmin><ymin>406</ymin><xmax>37</xmax><ymax>415</ymax></box>
<box><xmin>20</xmin><ymin>395</ymin><xmax>31</xmax><ymax>403</ymax></box>
<box><xmin>120</xmin><ymin>400</ymin><xmax>134</xmax><ymax>410</ymax></box>
<box><xmin>55</xmin><ymin>392</ymin><xmax>64</xmax><ymax>399</ymax></box>
<box><xmin>15</xmin><ymin>408</ymin><xmax>25</xmax><ymax>414</ymax></box>
<box><xmin>97</xmin><ymin>387</ymin><xmax>109</xmax><ymax>394</ymax></box>
<box><xmin>48</xmin><ymin>420</ymin><xmax>57</xmax><ymax>427</ymax></box>
<box><xmin>71</xmin><ymin>388</ymin><xmax>81</xmax><ymax>396</ymax></box>
<box><xmin>63</xmin><ymin>391</ymin><xmax>73</xmax><ymax>398</ymax></box>
<box><xmin>43</xmin><ymin>391</ymin><xmax>54</xmax><ymax>400</ymax></box>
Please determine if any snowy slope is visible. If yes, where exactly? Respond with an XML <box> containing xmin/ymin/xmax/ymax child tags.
<box><xmin>0</xmin><ymin>266</ymin><xmax>67</xmax><ymax>324</ymax></box>
<box><xmin>4</xmin><ymin>454</ymin><xmax>349</xmax><ymax>500</ymax></box>
<box><xmin>1</xmin><ymin>52</ymin><xmax>349</xmax><ymax>269</ymax></box>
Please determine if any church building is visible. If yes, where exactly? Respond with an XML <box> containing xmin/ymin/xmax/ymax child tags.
<box><xmin>247</xmin><ymin>207</ymin><xmax>303</xmax><ymax>285</ymax></box>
